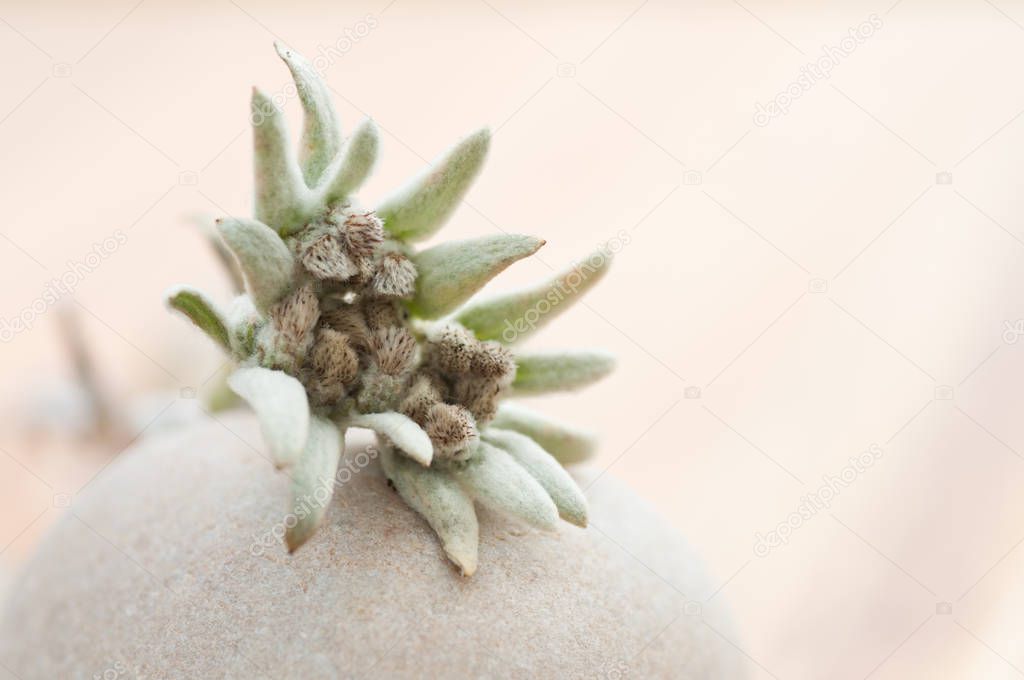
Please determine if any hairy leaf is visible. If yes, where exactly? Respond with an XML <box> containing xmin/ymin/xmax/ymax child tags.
<box><xmin>455</xmin><ymin>248</ymin><xmax>612</xmax><ymax>343</ymax></box>
<box><xmin>512</xmin><ymin>349</ymin><xmax>615</xmax><ymax>395</ymax></box>
<box><xmin>191</xmin><ymin>213</ymin><xmax>245</xmax><ymax>292</ymax></box>
<box><xmin>216</xmin><ymin>217</ymin><xmax>295</xmax><ymax>313</ymax></box>
<box><xmin>380</xmin><ymin>445</ymin><xmax>479</xmax><ymax>576</ymax></box>
<box><xmin>409</xmin><ymin>234</ymin><xmax>544</xmax><ymax>319</ymax></box>
<box><xmin>251</xmin><ymin>88</ymin><xmax>308</xmax><ymax>235</ymax></box>
<box><xmin>285</xmin><ymin>416</ymin><xmax>343</xmax><ymax>552</ymax></box>
<box><xmin>321</xmin><ymin>118</ymin><xmax>379</xmax><ymax>203</ymax></box>
<box><xmin>483</xmin><ymin>428</ymin><xmax>588</xmax><ymax>527</ymax></box>
<box><xmin>165</xmin><ymin>285</ymin><xmax>230</xmax><ymax>351</ymax></box>
<box><xmin>225</xmin><ymin>294</ymin><xmax>259</xmax><ymax>357</ymax></box>
<box><xmin>378</xmin><ymin>129</ymin><xmax>490</xmax><ymax>242</ymax></box>
<box><xmin>228</xmin><ymin>367</ymin><xmax>310</xmax><ymax>468</ymax></box>
<box><xmin>452</xmin><ymin>441</ymin><xmax>558</xmax><ymax>531</ymax></box>
<box><xmin>349</xmin><ymin>412</ymin><xmax>433</xmax><ymax>466</ymax></box>
<box><xmin>490</xmin><ymin>403</ymin><xmax>597</xmax><ymax>465</ymax></box>
<box><xmin>274</xmin><ymin>42</ymin><xmax>341</xmax><ymax>187</ymax></box>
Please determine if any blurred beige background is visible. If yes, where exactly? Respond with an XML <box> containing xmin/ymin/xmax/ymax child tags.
<box><xmin>3</xmin><ymin>0</ymin><xmax>1024</xmax><ymax>677</ymax></box>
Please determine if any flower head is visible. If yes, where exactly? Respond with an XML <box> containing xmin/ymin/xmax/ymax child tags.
<box><xmin>166</xmin><ymin>42</ymin><xmax>616</xmax><ymax>576</ymax></box>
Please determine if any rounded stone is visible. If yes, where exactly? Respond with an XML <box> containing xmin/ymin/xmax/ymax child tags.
<box><xmin>0</xmin><ymin>413</ymin><xmax>741</xmax><ymax>679</ymax></box>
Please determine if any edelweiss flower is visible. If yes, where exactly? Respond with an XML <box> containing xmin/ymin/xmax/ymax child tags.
<box><xmin>167</xmin><ymin>42</ymin><xmax>615</xmax><ymax>576</ymax></box>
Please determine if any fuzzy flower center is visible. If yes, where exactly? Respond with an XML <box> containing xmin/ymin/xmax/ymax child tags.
<box><xmin>255</xmin><ymin>204</ymin><xmax>515</xmax><ymax>463</ymax></box>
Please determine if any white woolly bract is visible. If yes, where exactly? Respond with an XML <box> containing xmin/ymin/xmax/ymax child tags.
<box><xmin>452</xmin><ymin>441</ymin><xmax>559</xmax><ymax>531</ymax></box>
<box><xmin>227</xmin><ymin>367</ymin><xmax>310</xmax><ymax>468</ymax></box>
<box><xmin>285</xmin><ymin>416</ymin><xmax>343</xmax><ymax>552</ymax></box>
<box><xmin>350</xmin><ymin>412</ymin><xmax>432</xmax><ymax>466</ymax></box>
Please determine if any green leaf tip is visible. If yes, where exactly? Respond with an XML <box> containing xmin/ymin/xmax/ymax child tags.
<box><xmin>274</xmin><ymin>41</ymin><xmax>341</xmax><ymax>187</ymax></box>
<box><xmin>455</xmin><ymin>247</ymin><xmax>612</xmax><ymax>343</ymax></box>
<box><xmin>483</xmin><ymin>428</ymin><xmax>588</xmax><ymax>527</ymax></box>
<box><xmin>321</xmin><ymin>117</ymin><xmax>379</xmax><ymax>203</ymax></box>
<box><xmin>512</xmin><ymin>349</ymin><xmax>616</xmax><ymax>395</ymax></box>
<box><xmin>491</xmin><ymin>403</ymin><xmax>598</xmax><ymax>465</ymax></box>
<box><xmin>409</xmin><ymin>234</ymin><xmax>545</xmax><ymax>319</ymax></box>
<box><xmin>452</xmin><ymin>440</ymin><xmax>559</xmax><ymax>531</ymax></box>
<box><xmin>286</xmin><ymin>416</ymin><xmax>343</xmax><ymax>552</ymax></box>
<box><xmin>379</xmin><ymin>129</ymin><xmax>490</xmax><ymax>242</ymax></box>
<box><xmin>216</xmin><ymin>217</ymin><xmax>295</xmax><ymax>313</ymax></box>
<box><xmin>381</xmin><ymin>445</ymin><xmax>479</xmax><ymax>576</ymax></box>
<box><xmin>251</xmin><ymin>88</ymin><xmax>308</xmax><ymax>235</ymax></box>
<box><xmin>165</xmin><ymin>285</ymin><xmax>230</xmax><ymax>351</ymax></box>
<box><xmin>349</xmin><ymin>411</ymin><xmax>433</xmax><ymax>466</ymax></box>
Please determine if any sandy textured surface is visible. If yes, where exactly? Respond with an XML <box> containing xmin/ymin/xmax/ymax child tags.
<box><xmin>0</xmin><ymin>413</ymin><xmax>741</xmax><ymax>679</ymax></box>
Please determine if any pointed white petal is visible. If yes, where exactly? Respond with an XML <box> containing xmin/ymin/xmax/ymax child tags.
<box><xmin>216</xmin><ymin>217</ymin><xmax>295</xmax><ymax>313</ymax></box>
<box><xmin>484</xmin><ymin>428</ymin><xmax>588</xmax><ymax>527</ymax></box>
<box><xmin>378</xmin><ymin>129</ymin><xmax>489</xmax><ymax>242</ymax></box>
<box><xmin>490</xmin><ymin>402</ymin><xmax>597</xmax><ymax>465</ymax></box>
<box><xmin>228</xmin><ymin>367</ymin><xmax>310</xmax><ymax>467</ymax></box>
<box><xmin>380</xmin><ymin>445</ymin><xmax>479</xmax><ymax>575</ymax></box>
<box><xmin>512</xmin><ymin>349</ymin><xmax>615</xmax><ymax>395</ymax></box>
<box><xmin>349</xmin><ymin>412</ymin><xmax>433</xmax><ymax>466</ymax></box>
<box><xmin>410</xmin><ymin>234</ymin><xmax>544</xmax><ymax>319</ymax></box>
<box><xmin>454</xmin><ymin>248</ymin><xmax>612</xmax><ymax>343</ymax></box>
<box><xmin>285</xmin><ymin>416</ymin><xmax>343</xmax><ymax>552</ymax></box>
<box><xmin>274</xmin><ymin>42</ymin><xmax>342</xmax><ymax>187</ymax></box>
<box><xmin>452</xmin><ymin>441</ymin><xmax>559</xmax><ymax>531</ymax></box>
<box><xmin>165</xmin><ymin>285</ymin><xmax>230</xmax><ymax>351</ymax></box>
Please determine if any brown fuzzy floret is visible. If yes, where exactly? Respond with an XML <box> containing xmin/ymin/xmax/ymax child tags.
<box><xmin>451</xmin><ymin>375</ymin><xmax>504</xmax><ymax>425</ymax></box>
<box><xmin>370</xmin><ymin>327</ymin><xmax>417</xmax><ymax>376</ymax></box>
<box><xmin>320</xmin><ymin>304</ymin><xmax>370</xmax><ymax>350</ymax></box>
<box><xmin>427</xmin><ymin>323</ymin><xmax>477</xmax><ymax>375</ymax></box>
<box><xmin>362</xmin><ymin>299</ymin><xmax>402</xmax><ymax>330</ymax></box>
<box><xmin>370</xmin><ymin>253</ymin><xmax>417</xmax><ymax>298</ymax></box>
<box><xmin>400</xmin><ymin>374</ymin><xmax>444</xmax><ymax>424</ymax></box>
<box><xmin>470</xmin><ymin>340</ymin><xmax>515</xmax><ymax>380</ymax></box>
<box><xmin>424</xmin><ymin>402</ymin><xmax>478</xmax><ymax>461</ymax></box>
<box><xmin>335</xmin><ymin>209</ymin><xmax>384</xmax><ymax>260</ymax></box>
<box><xmin>269</xmin><ymin>283</ymin><xmax>321</xmax><ymax>358</ymax></box>
<box><xmin>299</xmin><ymin>232</ymin><xmax>358</xmax><ymax>282</ymax></box>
